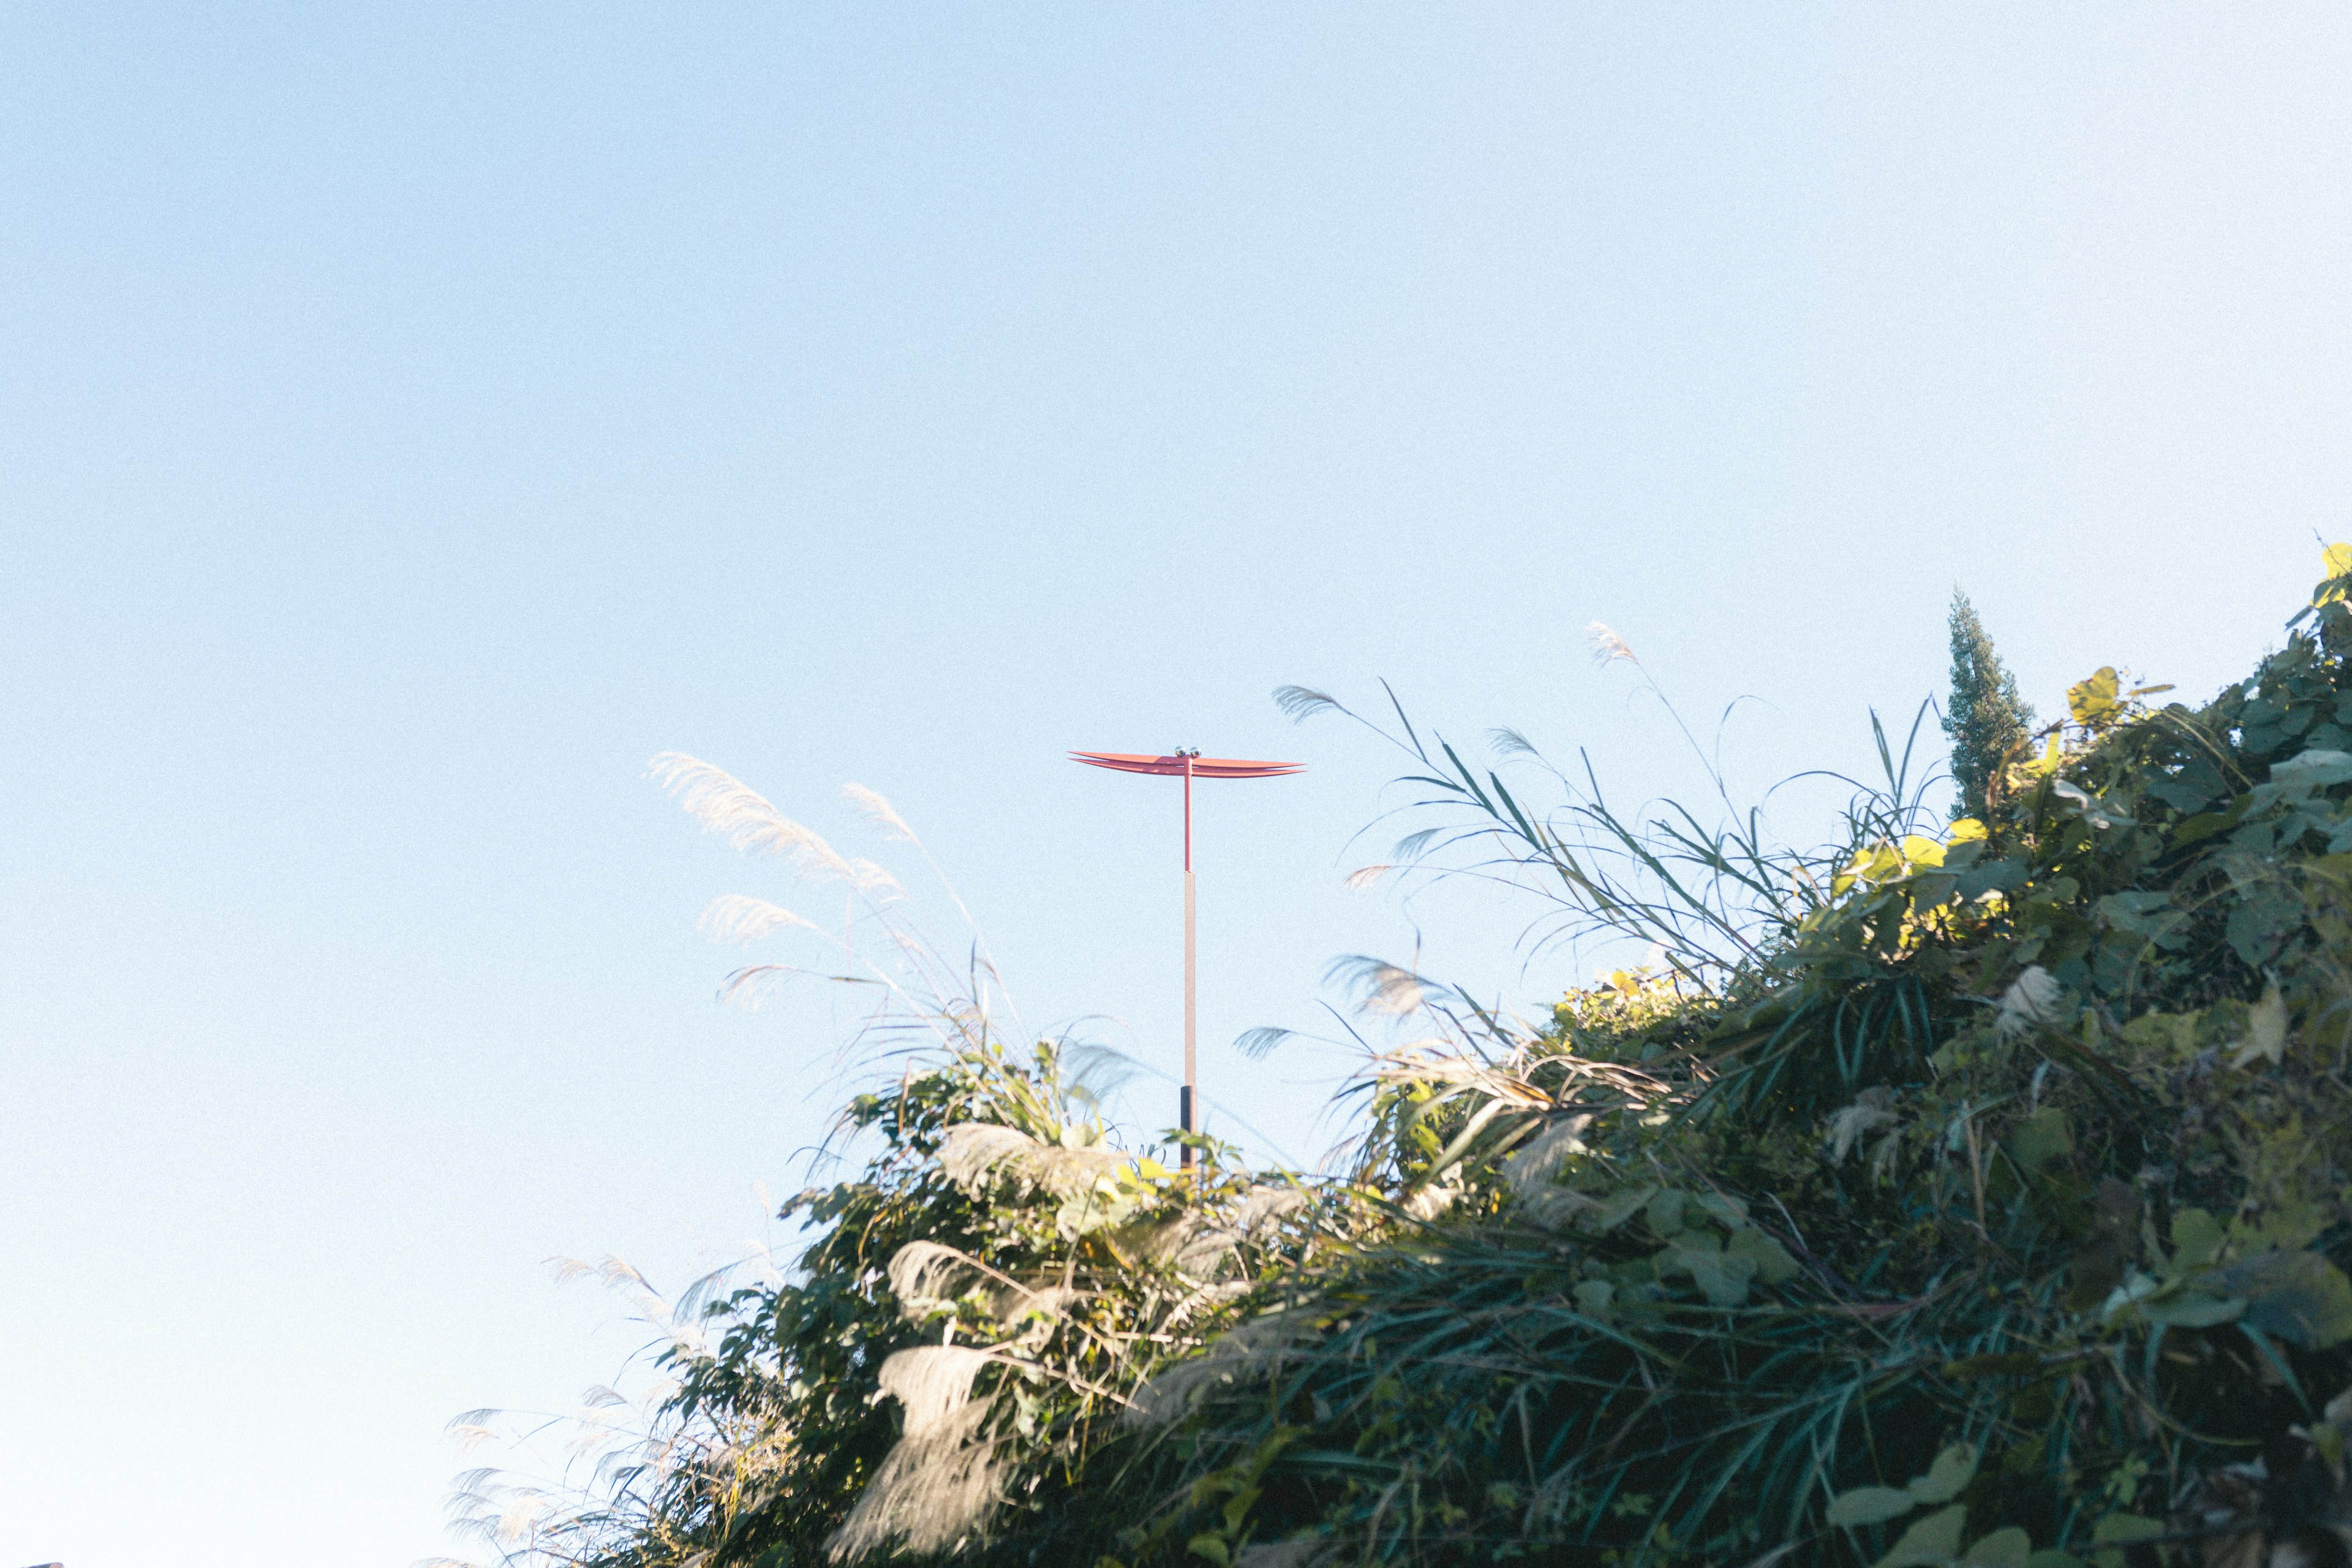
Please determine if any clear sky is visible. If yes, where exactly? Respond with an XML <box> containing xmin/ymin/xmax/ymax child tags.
<box><xmin>6</xmin><ymin>6</ymin><xmax>2350</xmax><ymax>1562</ymax></box>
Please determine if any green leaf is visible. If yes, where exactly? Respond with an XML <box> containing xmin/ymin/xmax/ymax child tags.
<box><xmin>2169</xmin><ymin>1208</ymin><xmax>2225</xmax><ymax>1272</ymax></box>
<box><xmin>1693</xmin><ymin>1191</ymin><xmax>1750</xmax><ymax>1230</ymax></box>
<box><xmin>1186</xmin><ymin>1534</ymin><xmax>1232</xmax><ymax>1566</ymax></box>
<box><xmin>1586</xmin><ymin>1185</ymin><xmax>1653</xmax><ymax>1233</ymax></box>
<box><xmin>1907</xmin><ymin>1444</ymin><xmax>1980</xmax><ymax>1505</ymax></box>
<box><xmin>1964</xmin><ymin>1528</ymin><xmax>2032</xmax><ymax>1568</ymax></box>
<box><xmin>2139</xmin><ymin>1291</ymin><xmax>2245</xmax><ymax>1329</ymax></box>
<box><xmin>2216</xmin><ymin>1249</ymin><xmax>2352</xmax><ymax>1348</ymax></box>
<box><xmin>2226</xmin><ymin>897</ymin><xmax>2301</xmax><ymax>968</ymax></box>
<box><xmin>1956</xmin><ymin>856</ymin><xmax>2029</xmax><ymax>899</ymax></box>
<box><xmin>2007</xmin><ymin>1109</ymin><xmax>2072</xmax><ymax>1177</ymax></box>
<box><xmin>1645</xmin><ymin>1188</ymin><xmax>1691</xmax><ymax>1237</ymax></box>
<box><xmin>1826</xmin><ymin>1486</ymin><xmax>1920</xmax><ymax>1528</ymax></box>
<box><xmin>1727</xmin><ymin>1225</ymin><xmax>1801</xmax><ymax>1285</ymax></box>
<box><xmin>2090</xmin><ymin>1512</ymin><xmax>2166</xmax><ymax>1568</ymax></box>
<box><xmin>1684</xmin><ymin>1245</ymin><xmax>1758</xmax><ymax>1307</ymax></box>
<box><xmin>1877</xmin><ymin>1504</ymin><xmax>1968</xmax><ymax>1568</ymax></box>
<box><xmin>2274</xmin><ymin>748</ymin><xmax>2352</xmax><ymax>787</ymax></box>
<box><xmin>2025</xmin><ymin>1555</ymin><xmax>2084</xmax><ymax>1568</ymax></box>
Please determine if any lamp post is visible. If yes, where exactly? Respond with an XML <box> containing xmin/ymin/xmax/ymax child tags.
<box><xmin>1069</xmin><ymin>748</ymin><xmax>1302</xmax><ymax>1168</ymax></box>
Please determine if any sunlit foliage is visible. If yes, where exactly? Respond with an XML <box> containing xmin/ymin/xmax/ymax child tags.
<box><xmin>459</xmin><ymin>547</ymin><xmax>2352</xmax><ymax>1568</ymax></box>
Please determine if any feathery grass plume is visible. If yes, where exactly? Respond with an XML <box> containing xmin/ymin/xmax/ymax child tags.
<box><xmin>1994</xmin><ymin>963</ymin><xmax>2062</xmax><ymax>1038</ymax></box>
<box><xmin>841</xmin><ymin>781</ymin><xmax>919</xmax><ymax>843</ymax></box>
<box><xmin>886</xmin><ymin>1239</ymin><xmax>982</xmax><ymax>1317</ymax></box>
<box><xmin>648</xmin><ymin>752</ymin><xmax>899</xmax><ymax>895</ymax></box>
<box><xmin>1498</xmin><ymin>1114</ymin><xmax>1591</xmax><ymax>1195</ymax></box>
<box><xmin>828</xmin><ymin>1344</ymin><xmax>1012</xmax><ymax>1562</ymax></box>
<box><xmin>1125</xmin><ymin>1310</ymin><xmax>1317</xmax><ymax>1429</ymax></box>
<box><xmin>1401</xmin><ymin>1177</ymin><xmax>1461</xmax><ymax>1220</ymax></box>
<box><xmin>1585</xmin><ymin>620</ymin><xmax>1638</xmax><ymax>666</ymax></box>
<box><xmin>1822</xmin><ymin>1086</ymin><xmax>1904</xmax><ymax>1183</ymax></box>
<box><xmin>1822</xmin><ymin>1085</ymin><xmax>1900</xmax><ymax>1163</ymax></box>
<box><xmin>1233</xmin><ymin>1183</ymin><xmax>1310</xmax><ymax>1232</ymax></box>
<box><xmin>696</xmin><ymin>893</ymin><xmax>817</xmax><ymax>944</ymax></box>
<box><xmin>934</xmin><ymin>1123</ymin><xmax>1041</xmax><ymax>1189</ymax></box>
<box><xmin>1270</xmin><ymin>684</ymin><xmax>1343</xmax><ymax>721</ymax></box>
<box><xmin>1323</xmin><ymin>954</ymin><xmax>1436</xmax><ymax>1018</ymax></box>
<box><xmin>1011</xmin><ymin>1141</ymin><xmax>1129</xmax><ymax>1200</ymax></box>
<box><xmin>876</xmin><ymin>1344</ymin><xmax>999</xmax><ymax>1437</ymax></box>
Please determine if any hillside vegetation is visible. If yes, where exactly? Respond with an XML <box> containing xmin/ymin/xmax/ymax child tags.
<box><xmin>458</xmin><ymin>550</ymin><xmax>2352</xmax><ymax>1568</ymax></box>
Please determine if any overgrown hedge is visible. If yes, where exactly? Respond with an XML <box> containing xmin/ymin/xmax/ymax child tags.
<box><xmin>459</xmin><ymin>549</ymin><xmax>2352</xmax><ymax>1568</ymax></box>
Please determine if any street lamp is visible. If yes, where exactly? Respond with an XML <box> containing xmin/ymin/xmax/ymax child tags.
<box><xmin>1069</xmin><ymin>748</ymin><xmax>1302</xmax><ymax>1167</ymax></box>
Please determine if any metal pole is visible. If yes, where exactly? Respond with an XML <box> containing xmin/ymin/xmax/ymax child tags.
<box><xmin>1181</xmin><ymin>752</ymin><xmax>1196</xmax><ymax>1169</ymax></box>
<box><xmin>1069</xmin><ymin>747</ymin><xmax>1298</xmax><ymax>1172</ymax></box>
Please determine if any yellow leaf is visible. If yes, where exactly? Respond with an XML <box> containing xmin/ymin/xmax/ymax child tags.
<box><xmin>1948</xmin><ymin>818</ymin><xmax>1988</xmax><ymax>845</ymax></box>
<box><xmin>2068</xmin><ymin>667</ymin><xmax>2122</xmax><ymax>726</ymax></box>
<box><xmin>2321</xmin><ymin>542</ymin><xmax>2352</xmax><ymax>606</ymax></box>
<box><xmin>1900</xmin><ymin>835</ymin><xmax>1947</xmax><ymax>868</ymax></box>
<box><xmin>2230</xmin><ymin>981</ymin><xmax>2289</xmax><ymax>1069</ymax></box>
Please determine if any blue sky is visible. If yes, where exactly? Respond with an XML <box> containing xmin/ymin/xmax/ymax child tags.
<box><xmin>5</xmin><ymin>6</ymin><xmax>2350</xmax><ymax>1562</ymax></box>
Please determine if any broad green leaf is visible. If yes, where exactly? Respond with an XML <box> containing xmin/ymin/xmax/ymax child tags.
<box><xmin>2089</xmin><ymin>1515</ymin><xmax>2165</xmax><ymax>1568</ymax></box>
<box><xmin>1645</xmin><ymin>1188</ymin><xmax>1691</xmax><ymax>1237</ymax></box>
<box><xmin>1694</xmin><ymin>1191</ymin><xmax>1750</xmax><ymax>1230</ymax></box>
<box><xmin>1964</xmin><ymin>1528</ymin><xmax>2032</xmax><ymax>1568</ymax></box>
<box><xmin>1588</xmin><ymin>1185</ymin><xmax>1653</xmax><ymax>1232</ymax></box>
<box><xmin>2226</xmin><ymin>895</ymin><xmax>2302</xmax><ymax>968</ymax></box>
<box><xmin>1728</xmin><ymin>1225</ymin><xmax>1801</xmax><ymax>1284</ymax></box>
<box><xmin>1907</xmin><ymin>1444</ymin><xmax>1980</xmax><ymax>1505</ymax></box>
<box><xmin>2218</xmin><ymin>1249</ymin><xmax>2352</xmax><ymax>1348</ymax></box>
<box><xmin>2139</xmin><ymin>1291</ymin><xmax>2244</xmax><ymax>1329</ymax></box>
<box><xmin>2169</xmin><ymin>1208</ymin><xmax>2225</xmax><ymax>1271</ymax></box>
<box><xmin>2026</xmin><ymin>1555</ymin><xmax>2084</xmax><ymax>1568</ymax></box>
<box><xmin>1826</xmin><ymin>1486</ymin><xmax>1918</xmax><ymax>1528</ymax></box>
<box><xmin>2273</xmin><ymin>748</ymin><xmax>2352</xmax><ymax>787</ymax></box>
<box><xmin>1684</xmin><ymin>1245</ymin><xmax>1757</xmax><ymax>1307</ymax></box>
<box><xmin>2092</xmin><ymin>1515</ymin><xmax>2163</xmax><ymax>1544</ymax></box>
<box><xmin>2119</xmin><ymin>1009</ymin><xmax>2201</xmax><ymax>1060</ymax></box>
<box><xmin>2007</xmin><ymin>1108</ymin><xmax>2072</xmax><ymax>1177</ymax></box>
<box><xmin>1902</xmin><ymin>834</ymin><xmax>1947</xmax><ymax>867</ymax></box>
<box><xmin>1877</xmin><ymin>1504</ymin><xmax>1968</xmax><ymax>1568</ymax></box>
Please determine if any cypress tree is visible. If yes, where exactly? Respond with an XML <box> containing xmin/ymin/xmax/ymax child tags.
<box><xmin>1944</xmin><ymin>589</ymin><xmax>2034</xmax><ymax>821</ymax></box>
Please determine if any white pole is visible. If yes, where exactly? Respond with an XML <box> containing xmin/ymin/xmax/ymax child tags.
<box><xmin>1182</xmin><ymin>753</ymin><xmax>1197</xmax><ymax>1169</ymax></box>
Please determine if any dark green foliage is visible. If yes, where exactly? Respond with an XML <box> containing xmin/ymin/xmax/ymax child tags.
<box><xmin>1944</xmin><ymin>590</ymin><xmax>2036</xmax><ymax>821</ymax></box>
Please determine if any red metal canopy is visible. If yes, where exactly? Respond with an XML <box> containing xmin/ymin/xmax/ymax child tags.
<box><xmin>1070</xmin><ymin>750</ymin><xmax>1303</xmax><ymax>778</ymax></box>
